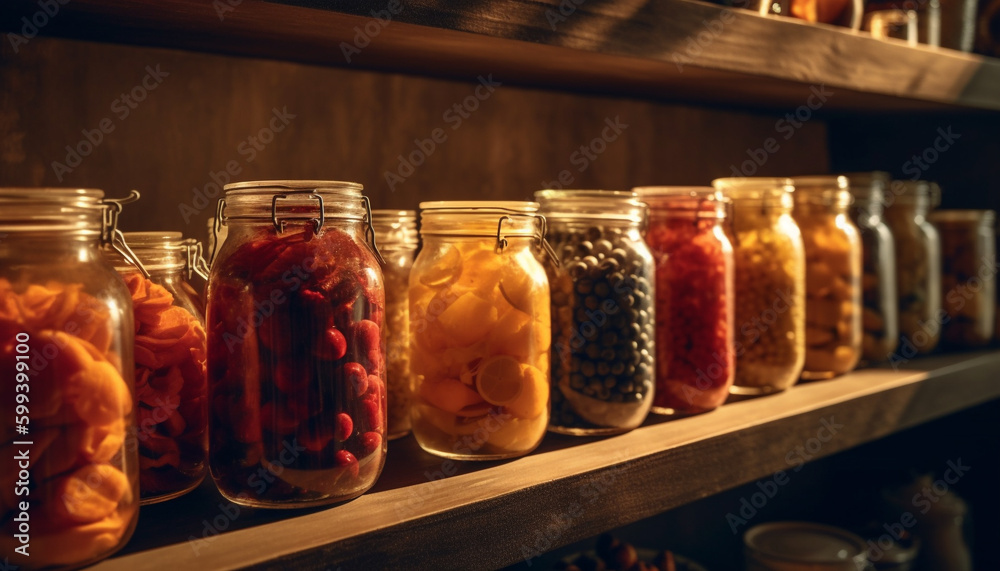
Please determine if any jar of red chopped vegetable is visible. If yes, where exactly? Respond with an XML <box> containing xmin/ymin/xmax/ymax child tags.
<box><xmin>107</xmin><ymin>232</ymin><xmax>209</xmax><ymax>504</ymax></box>
<box><xmin>636</xmin><ymin>187</ymin><xmax>734</xmax><ymax>414</ymax></box>
<box><xmin>207</xmin><ymin>181</ymin><xmax>387</xmax><ymax>508</ymax></box>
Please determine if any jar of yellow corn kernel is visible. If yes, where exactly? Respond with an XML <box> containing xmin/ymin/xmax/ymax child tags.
<box><xmin>371</xmin><ymin>210</ymin><xmax>418</xmax><ymax>440</ymax></box>
<box><xmin>409</xmin><ymin>202</ymin><xmax>551</xmax><ymax>460</ymax></box>
<box><xmin>713</xmin><ymin>178</ymin><xmax>805</xmax><ymax>394</ymax></box>
<box><xmin>790</xmin><ymin>176</ymin><xmax>863</xmax><ymax>379</ymax></box>
<box><xmin>845</xmin><ymin>172</ymin><xmax>899</xmax><ymax>363</ymax></box>
<box><xmin>882</xmin><ymin>180</ymin><xmax>942</xmax><ymax>355</ymax></box>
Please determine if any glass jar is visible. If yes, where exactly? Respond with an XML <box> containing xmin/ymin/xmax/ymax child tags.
<box><xmin>845</xmin><ymin>172</ymin><xmax>899</xmax><ymax>363</ymax></box>
<box><xmin>713</xmin><ymin>178</ymin><xmax>806</xmax><ymax>394</ymax></box>
<box><xmin>928</xmin><ymin>210</ymin><xmax>997</xmax><ymax>347</ymax></box>
<box><xmin>0</xmin><ymin>188</ymin><xmax>138</xmax><ymax>569</ymax></box>
<box><xmin>791</xmin><ymin>177</ymin><xmax>863</xmax><ymax>379</ymax></box>
<box><xmin>636</xmin><ymin>187</ymin><xmax>734</xmax><ymax>414</ymax></box>
<box><xmin>206</xmin><ymin>181</ymin><xmax>387</xmax><ymax>508</ymax></box>
<box><xmin>371</xmin><ymin>210</ymin><xmax>418</xmax><ymax>440</ymax></box>
<box><xmin>882</xmin><ymin>180</ymin><xmax>942</xmax><ymax>355</ymax></box>
<box><xmin>744</xmin><ymin>522</ymin><xmax>871</xmax><ymax>571</ymax></box>
<box><xmin>535</xmin><ymin>190</ymin><xmax>654</xmax><ymax>434</ymax></box>
<box><xmin>410</xmin><ymin>202</ymin><xmax>550</xmax><ymax>460</ymax></box>
<box><xmin>107</xmin><ymin>232</ymin><xmax>209</xmax><ymax>504</ymax></box>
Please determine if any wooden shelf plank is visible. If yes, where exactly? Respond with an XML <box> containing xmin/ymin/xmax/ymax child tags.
<box><xmin>93</xmin><ymin>351</ymin><xmax>1000</xmax><ymax>570</ymax></box>
<box><xmin>1</xmin><ymin>0</ymin><xmax>999</xmax><ymax>111</ymax></box>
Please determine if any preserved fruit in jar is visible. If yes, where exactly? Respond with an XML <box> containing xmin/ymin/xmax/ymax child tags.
<box><xmin>410</xmin><ymin>202</ymin><xmax>550</xmax><ymax>459</ymax></box>
<box><xmin>207</xmin><ymin>181</ymin><xmax>386</xmax><ymax>508</ymax></box>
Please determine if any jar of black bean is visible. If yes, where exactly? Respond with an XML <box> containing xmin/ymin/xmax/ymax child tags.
<box><xmin>535</xmin><ymin>190</ymin><xmax>655</xmax><ymax>435</ymax></box>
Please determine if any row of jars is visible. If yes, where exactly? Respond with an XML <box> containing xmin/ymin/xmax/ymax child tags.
<box><xmin>0</xmin><ymin>177</ymin><xmax>995</xmax><ymax>569</ymax></box>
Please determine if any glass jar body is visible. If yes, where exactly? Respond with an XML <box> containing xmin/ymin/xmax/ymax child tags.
<box><xmin>0</xmin><ymin>235</ymin><xmax>139</xmax><ymax>569</ymax></box>
<box><xmin>206</xmin><ymin>219</ymin><xmax>387</xmax><ymax>508</ymax></box>
<box><xmin>545</xmin><ymin>219</ymin><xmax>655</xmax><ymax>434</ymax></box>
<box><xmin>851</xmin><ymin>202</ymin><xmax>899</xmax><ymax>362</ymax></box>
<box><xmin>409</xmin><ymin>234</ymin><xmax>550</xmax><ymax>460</ymax></box>
<box><xmin>930</xmin><ymin>211</ymin><xmax>997</xmax><ymax>347</ymax></box>
<box><xmin>883</xmin><ymin>200</ymin><xmax>942</xmax><ymax>354</ymax></box>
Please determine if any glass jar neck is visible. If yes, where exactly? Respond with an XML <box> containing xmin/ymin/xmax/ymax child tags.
<box><xmin>371</xmin><ymin>210</ymin><xmax>418</xmax><ymax>250</ymax></box>
<box><xmin>221</xmin><ymin>181</ymin><xmax>369</xmax><ymax>230</ymax></box>
<box><xmin>535</xmin><ymin>190</ymin><xmax>645</xmax><ymax>225</ymax></box>
<box><xmin>418</xmin><ymin>203</ymin><xmax>541</xmax><ymax>239</ymax></box>
<box><xmin>0</xmin><ymin>187</ymin><xmax>106</xmax><ymax>239</ymax></box>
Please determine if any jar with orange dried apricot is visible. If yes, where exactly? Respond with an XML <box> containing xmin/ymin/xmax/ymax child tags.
<box><xmin>0</xmin><ymin>188</ymin><xmax>138</xmax><ymax>570</ymax></box>
<box><xmin>410</xmin><ymin>202</ymin><xmax>551</xmax><ymax>460</ymax></box>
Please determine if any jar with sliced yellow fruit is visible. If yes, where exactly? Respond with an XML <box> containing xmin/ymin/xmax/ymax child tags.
<box><xmin>409</xmin><ymin>202</ymin><xmax>551</xmax><ymax>460</ymax></box>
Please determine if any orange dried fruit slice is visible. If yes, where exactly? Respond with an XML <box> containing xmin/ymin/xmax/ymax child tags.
<box><xmin>51</xmin><ymin>464</ymin><xmax>130</xmax><ymax>524</ymax></box>
<box><xmin>475</xmin><ymin>355</ymin><xmax>524</xmax><ymax>406</ymax></box>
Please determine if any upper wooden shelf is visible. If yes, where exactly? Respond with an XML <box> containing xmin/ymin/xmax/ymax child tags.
<box><xmin>2</xmin><ymin>0</ymin><xmax>1000</xmax><ymax>112</ymax></box>
<box><xmin>92</xmin><ymin>350</ymin><xmax>1000</xmax><ymax>570</ymax></box>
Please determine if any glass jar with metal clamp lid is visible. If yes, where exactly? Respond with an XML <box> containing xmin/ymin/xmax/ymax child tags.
<box><xmin>0</xmin><ymin>187</ymin><xmax>139</xmax><ymax>570</ymax></box>
<box><xmin>206</xmin><ymin>180</ymin><xmax>387</xmax><ymax>508</ymax></box>
<box><xmin>410</xmin><ymin>202</ymin><xmax>552</xmax><ymax>460</ymax></box>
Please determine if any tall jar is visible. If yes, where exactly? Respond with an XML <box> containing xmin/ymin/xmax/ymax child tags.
<box><xmin>791</xmin><ymin>176</ymin><xmax>863</xmax><ymax>379</ymax></box>
<box><xmin>371</xmin><ymin>210</ymin><xmax>418</xmax><ymax>440</ymax></box>
<box><xmin>928</xmin><ymin>210</ymin><xmax>997</xmax><ymax>347</ymax></box>
<box><xmin>845</xmin><ymin>172</ymin><xmax>899</xmax><ymax>362</ymax></box>
<box><xmin>206</xmin><ymin>181</ymin><xmax>387</xmax><ymax>508</ymax></box>
<box><xmin>636</xmin><ymin>187</ymin><xmax>734</xmax><ymax>414</ymax></box>
<box><xmin>107</xmin><ymin>232</ymin><xmax>209</xmax><ymax>503</ymax></box>
<box><xmin>713</xmin><ymin>178</ymin><xmax>806</xmax><ymax>394</ymax></box>
<box><xmin>0</xmin><ymin>188</ymin><xmax>138</xmax><ymax>569</ymax></box>
<box><xmin>410</xmin><ymin>202</ymin><xmax>550</xmax><ymax>460</ymax></box>
<box><xmin>535</xmin><ymin>190</ymin><xmax>654</xmax><ymax>435</ymax></box>
<box><xmin>883</xmin><ymin>180</ymin><xmax>942</xmax><ymax>354</ymax></box>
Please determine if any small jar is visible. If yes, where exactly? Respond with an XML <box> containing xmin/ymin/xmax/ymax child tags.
<box><xmin>371</xmin><ymin>210</ymin><xmax>418</xmax><ymax>440</ymax></box>
<box><xmin>637</xmin><ymin>187</ymin><xmax>734</xmax><ymax>414</ymax></box>
<box><xmin>410</xmin><ymin>202</ymin><xmax>550</xmax><ymax>460</ymax></box>
<box><xmin>928</xmin><ymin>210</ymin><xmax>997</xmax><ymax>347</ymax></box>
<box><xmin>845</xmin><ymin>172</ymin><xmax>899</xmax><ymax>363</ymax></box>
<box><xmin>882</xmin><ymin>180</ymin><xmax>942</xmax><ymax>354</ymax></box>
<box><xmin>535</xmin><ymin>190</ymin><xmax>655</xmax><ymax>434</ymax></box>
<box><xmin>744</xmin><ymin>522</ymin><xmax>870</xmax><ymax>570</ymax></box>
<box><xmin>0</xmin><ymin>188</ymin><xmax>138</xmax><ymax>569</ymax></box>
<box><xmin>207</xmin><ymin>181</ymin><xmax>387</xmax><ymax>508</ymax></box>
<box><xmin>791</xmin><ymin>176</ymin><xmax>863</xmax><ymax>379</ymax></box>
<box><xmin>108</xmin><ymin>232</ymin><xmax>209</xmax><ymax>504</ymax></box>
<box><xmin>713</xmin><ymin>178</ymin><xmax>806</xmax><ymax>394</ymax></box>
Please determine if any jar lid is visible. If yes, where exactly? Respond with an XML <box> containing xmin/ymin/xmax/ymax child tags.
<box><xmin>712</xmin><ymin>177</ymin><xmax>794</xmax><ymax>199</ymax></box>
<box><xmin>221</xmin><ymin>180</ymin><xmax>368</xmax><ymax>225</ymax></box>
<box><xmin>634</xmin><ymin>186</ymin><xmax>728</xmax><ymax>219</ymax></box>
<box><xmin>534</xmin><ymin>189</ymin><xmax>645</xmax><ymax>223</ymax></box>
<box><xmin>0</xmin><ymin>187</ymin><xmax>105</xmax><ymax>235</ymax></box>
<box><xmin>790</xmin><ymin>176</ymin><xmax>853</xmax><ymax>207</ymax></box>
<box><xmin>744</xmin><ymin>522</ymin><xmax>869</xmax><ymax>566</ymax></box>
<box><xmin>418</xmin><ymin>201</ymin><xmax>557</xmax><ymax>263</ymax></box>
<box><xmin>885</xmin><ymin>180</ymin><xmax>941</xmax><ymax>207</ymax></box>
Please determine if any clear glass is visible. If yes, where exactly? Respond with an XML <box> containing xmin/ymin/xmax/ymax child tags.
<box><xmin>636</xmin><ymin>187</ymin><xmax>734</xmax><ymax>414</ymax></box>
<box><xmin>0</xmin><ymin>188</ymin><xmax>138</xmax><ymax>569</ymax></box>
<box><xmin>713</xmin><ymin>178</ymin><xmax>806</xmax><ymax>395</ymax></box>
<box><xmin>206</xmin><ymin>181</ymin><xmax>386</xmax><ymax>508</ymax></box>
<box><xmin>929</xmin><ymin>210</ymin><xmax>997</xmax><ymax>347</ymax></box>
<box><xmin>791</xmin><ymin>177</ymin><xmax>863</xmax><ymax>379</ymax></box>
<box><xmin>410</xmin><ymin>202</ymin><xmax>550</xmax><ymax>460</ymax></box>
<box><xmin>109</xmin><ymin>232</ymin><xmax>208</xmax><ymax>504</ymax></box>
<box><xmin>536</xmin><ymin>190</ymin><xmax>654</xmax><ymax>434</ymax></box>
<box><xmin>845</xmin><ymin>173</ymin><xmax>899</xmax><ymax>363</ymax></box>
<box><xmin>371</xmin><ymin>210</ymin><xmax>418</xmax><ymax>440</ymax></box>
<box><xmin>883</xmin><ymin>180</ymin><xmax>942</xmax><ymax>354</ymax></box>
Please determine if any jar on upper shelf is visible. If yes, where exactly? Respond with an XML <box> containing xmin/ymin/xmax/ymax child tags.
<box><xmin>206</xmin><ymin>180</ymin><xmax>387</xmax><ymax>508</ymax></box>
<box><xmin>0</xmin><ymin>188</ymin><xmax>139</xmax><ymax>570</ymax></box>
<box><xmin>844</xmin><ymin>172</ymin><xmax>899</xmax><ymax>363</ymax></box>
<box><xmin>928</xmin><ymin>209</ymin><xmax>997</xmax><ymax>348</ymax></box>
<box><xmin>635</xmin><ymin>187</ymin><xmax>734</xmax><ymax>415</ymax></box>
<box><xmin>370</xmin><ymin>210</ymin><xmax>419</xmax><ymax>440</ymax></box>
<box><xmin>535</xmin><ymin>190</ymin><xmax>655</xmax><ymax>434</ymax></box>
<box><xmin>882</xmin><ymin>180</ymin><xmax>942</xmax><ymax>355</ymax></box>
<box><xmin>790</xmin><ymin>176</ymin><xmax>863</xmax><ymax>379</ymax></box>
<box><xmin>409</xmin><ymin>202</ymin><xmax>551</xmax><ymax>460</ymax></box>
<box><xmin>713</xmin><ymin>178</ymin><xmax>806</xmax><ymax>395</ymax></box>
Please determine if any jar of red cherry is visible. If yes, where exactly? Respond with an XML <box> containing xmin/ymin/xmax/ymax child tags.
<box><xmin>206</xmin><ymin>181</ymin><xmax>387</xmax><ymax>508</ymax></box>
<box><xmin>637</xmin><ymin>187</ymin><xmax>735</xmax><ymax>414</ymax></box>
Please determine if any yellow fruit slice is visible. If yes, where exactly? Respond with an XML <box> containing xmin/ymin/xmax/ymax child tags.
<box><xmin>437</xmin><ymin>292</ymin><xmax>498</xmax><ymax>345</ymax></box>
<box><xmin>475</xmin><ymin>355</ymin><xmax>524</xmax><ymax>405</ymax></box>
<box><xmin>419</xmin><ymin>377</ymin><xmax>487</xmax><ymax>415</ymax></box>
<box><xmin>507</xmin><ymin>364</ymin><xmax>549</xmax><ymax>419</ymax></box>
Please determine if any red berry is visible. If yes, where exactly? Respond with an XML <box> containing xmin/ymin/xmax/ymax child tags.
<box><xmin>360</xmin><ymin>431</ymin><xmax>382</xmax><ymax>457</ymax></box>
<box><xmin>360</xmin><ymin>398</ymin><xmax>383</xmax><ymax>431</ymax></box>
<box><xmin>334</xmin><ymin>449</ymin><xmax>359</xmax><ymax>479</ymax></box>
<box><xmin>352</xmin><ymin>320</ymin><xmax>381</xmax><ymax>355</ymax></box>
<box><xmin>342</xmin><ymin>362</ymin><xmax>368</xmax><ymax>396</ymax></box>
<box><xmin>298</xmin><ymin>423</ymin><xmax>333</xmax><ymax>453</ymax></box>
<box><xmin>314</xmin><ymin>327</ymin><xmax>347</xmax><ymax>361</ymax></box>
<box><xmin>334</xmin><ymin>412</ymin><xmax>354</xmax><ymax>442</ymax></box>
<box><xmin>364</xmin><ymin>374</ymin><xmax>384</xmax><ymax>402</ymax></box>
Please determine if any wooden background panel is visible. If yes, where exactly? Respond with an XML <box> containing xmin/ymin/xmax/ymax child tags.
<box><xmin>0</xmin><ymin>36</ymin><xmax>829</xmax><ymax>240</ymax></box>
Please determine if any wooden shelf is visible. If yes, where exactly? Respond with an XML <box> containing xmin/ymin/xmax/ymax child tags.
<box><xmin>93</xmin><ymin>351</ymin><xmax>1000</xmax><ymax>570</ymax></box>
<box><xmin>2</xmin><ymin>0</ymin><xmax>1000</xmax><ymax>112</ymax></box>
